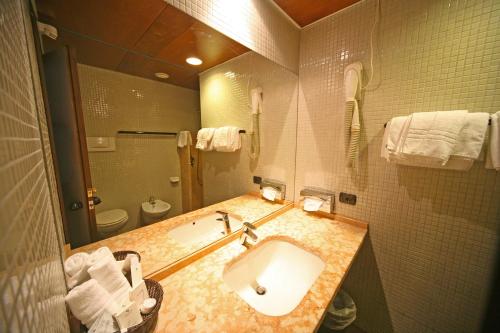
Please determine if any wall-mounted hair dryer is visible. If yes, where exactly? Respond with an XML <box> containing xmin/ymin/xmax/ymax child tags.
<box><xmin>344</xmin><ymin>62</ymin><xmax>363</xmax><ymax>169</ymax></box>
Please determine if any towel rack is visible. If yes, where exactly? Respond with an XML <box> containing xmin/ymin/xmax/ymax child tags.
<box><xmin>117</xmin><ymin>130</ymin><xmax>177</xmax><ymax>136</ymax></box>
<box><xmin>118</xmin><ymin>129</ymin><xmax>246</xmax><ymax>135</ymax></box>
<box><xmin>383</xmin><ymin>118</ymin><xmax>491</xmax><ymax>128</ymax></box>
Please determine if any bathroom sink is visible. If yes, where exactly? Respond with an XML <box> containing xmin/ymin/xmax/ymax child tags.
<box><xmin>222</xmin><ymin>238</ymin><xmax>325</xmax><ymax>316</ymax></box>
<box><xmin>167</xmin><ymin>213</ymin><xmax>242</xmax><ymax>246</ymax></box>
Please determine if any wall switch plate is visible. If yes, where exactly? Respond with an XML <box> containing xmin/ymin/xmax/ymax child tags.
<box><xmin>253</xmin><ymin>176</ymin><xmax>262</xmax><ymax>184</ymax></box>
<box><xmin>339</xmin><ymin>192</ymin><xmax>357</xmax><ymax>205</ymax></box>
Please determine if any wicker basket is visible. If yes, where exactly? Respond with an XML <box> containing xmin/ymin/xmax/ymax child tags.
<box><xmin>117</xmin><ymin>279</ymin><xmax>163</xmax><ymax>333</ymax></box>
<box><xmin>72</xmin><ymin>251</ymin><xmax>163</xmax><ymax>333</ymax></box>
<box><xmin>113</xmin><ymin>250</ymin><xmax>141</xmax><ymax>262</ymax></box>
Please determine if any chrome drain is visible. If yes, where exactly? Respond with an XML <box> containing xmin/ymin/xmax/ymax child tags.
<box><xmin>255</xmin><ymin>285</ymin><xmax>267</xmax><ymax>295</ymax></box>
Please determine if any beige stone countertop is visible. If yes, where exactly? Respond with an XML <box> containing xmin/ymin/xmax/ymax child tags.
<box><xmin>72</xmin><ymin>194</ymin><xmax>291</xmax><ymax>277</ymax></box>
<box><xmin>154</xmin><ymin>208</ymin><xmax>367</xmax><ymax>333</ymax></box>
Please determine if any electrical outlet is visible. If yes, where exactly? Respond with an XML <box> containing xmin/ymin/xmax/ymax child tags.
<box><xmin>253</xmin><ymin>176</ymin><xmax>262</xmax><ymax>185</ymax></box>
<box><xmin>339</xmin><ymin>192</ymin><xmax>357</xmax><ymax>205</ymax></box>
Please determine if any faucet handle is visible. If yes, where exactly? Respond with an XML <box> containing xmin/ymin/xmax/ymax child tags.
<box><xmin>216</xmin><ymin>210</ymin><xmax>228</xmax><ymax>217</ymax></box>
<box><xmin>243</xmin><ymin>222</ymin><xmax>256</xmax><ymax>230</ymax></box>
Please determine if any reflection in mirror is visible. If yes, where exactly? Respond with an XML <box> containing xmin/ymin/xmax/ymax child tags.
<box><xmin>37</xmin><ymin>0</ymin><xmax>298</xmax><ymax>272</ymax></box>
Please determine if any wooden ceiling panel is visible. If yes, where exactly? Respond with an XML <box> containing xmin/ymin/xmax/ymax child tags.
<box><xmin>36</xmin><ymin>2</ymin><xmax>249</xmax><ymax>90</ymax></box>
<box><xmin>37</xmin><ymin>0</ymin><xmax>166</xmax><ymax>49</ymax></box>
<box><xmin>132</xmin><ymin>5</ymin><xmax>197</xmax><ymax>57</ymax></box>
<box><xmin>274</xmin><ymin>0</ymin><xmax>361</xmax><ymax>27</ymax></box>
<box><xmin>134</xmin><ymin>10</ymin><xmax>249</xmax><ymax>72</ymax></box>
<box><xmin>118</xmin><ymin>53</ymin><xmax>200</xmax><ymax>90</ymax></box>
<box><xmin>41</xmin><ymin>31</ymin><xmax>126</xmax><ymax>70</ymax></box>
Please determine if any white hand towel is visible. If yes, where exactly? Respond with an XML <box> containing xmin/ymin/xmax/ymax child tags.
<box><xmin>195</xmin><ymin>128</ymin><xmax>215</xmax><ymax>151</ymax></box>
<box><xmin>87</xmin><ymin>246</ymin><xmax>115</xmax><ymax>267</ymax></box>
<box><xmin>400</xmin><ymin>111</ymin><xmax>468</xmax><ymax>164</ymax></box>
<box><xmin>382</xmin><ymin>115</ymin><xmax>475</xmax><ymax>171</ymax></box>
<box><xmin>213</xmin><ymin>126</ymin><xmax>241</xmax><ymax>152</ymax></box>
<box><xmin>64</xmin><ymin>252</ymin><xmax>90</xmax><ymax>277</ymax></box>
<box><xmin>177</xmin><ymin>131</ymin><xmax>192</xmax><ymax>148</ymax></box>
<box><xmin>452</xmin><ymin>112</ymin><xmax>489</xmax><ymax>159</ymax></box>
<box><xmin>391</xmin><ymin>155</ymin><xmax>474</xmax><ymax>171</ymax></box>
<box><xmin>88</xmin><ymin>256</ymin><xmax>131</xmax><ymax>299</ymax></box>
<box><xmin>486</xmin><ymin>112</ymin><xmax>500</xmax><ymax>170</ymax></box>
<box><xmin>65</xmin><ymin>279</ymin><xmax>118</xmax><ymax>328</ymax></box>
<box><xmin>381</xmin><ymin>116</ymin><xmax>409</xmax><ymax>161</ymax></box>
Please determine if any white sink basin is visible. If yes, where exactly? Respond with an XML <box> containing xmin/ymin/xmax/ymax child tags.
<box><xmin>167</xmin><ymin>213</ymin><xmax>242</xmax><ymax>246</ymax></box>
<box><xmin>223</xmin><ymin>238</ymin><xmax>325</xmax><ymax>316</ymax></box>
<box><xmin>141</xmin><ymin>200</ymin><xmax>171</xmax><ymax>217</ymax></box>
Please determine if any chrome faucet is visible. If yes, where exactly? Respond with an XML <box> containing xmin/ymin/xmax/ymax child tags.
<box><xmin>216</xmin><ymin>210</ymin><xmax>231</xmax><ymax>235</ymax></box>
<box><xmin>240</xmin><ymin>222</ymin><xmax>258</xmax><ymax>249</ymax></box>
<box><xmin>148</xmin><ymin>196</ymin><xmax>156</xmax><ymax>205</ymax></box>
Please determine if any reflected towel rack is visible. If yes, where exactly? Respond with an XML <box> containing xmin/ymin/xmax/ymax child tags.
<box><xmin>383</xmin><ymin>118</ymin><xmax>491</xmax><ymax>128</ymax></box>
<box><xmin>117</xmin><ymin>130</ymin><xmax>177</xmax><ymax>136</ymax></box>
<box><xmin>118</xmin><ymin>129</ymin><xmax>247</xmax><ymax>135</ymax></box>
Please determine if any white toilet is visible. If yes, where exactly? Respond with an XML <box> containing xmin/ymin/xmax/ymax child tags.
<box><xmin>141</xmin><ymin>199</ymin><xmax>171</xmax><ymax>225</ymax></box>
<box><xmin>96</xmin><ymin>209</ymin><xmax>129</xmax><ymax>237</ymax></box>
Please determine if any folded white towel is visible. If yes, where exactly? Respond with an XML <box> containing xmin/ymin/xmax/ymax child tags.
<box><xmin>64</xmin><ymin>252</ymin><xmax>90</xmax><ymax>277</ymax></box>
<box><xmin>177</xmin><ymin>131</ymin><xmax>192</xmax><ymax>148</ymax></box>
<box><xmin>67</xmin><ymin>264</ymin><xmax>92</xmax><ymax>289</ymax></box>
<box><xmin>452</xmin><ymin>112</ymin><xmax>489</xmax><ymax>159</ymax></box>
<box><xmin>213</xmin><ymin>126</ymin><xmax>241</xmax><ymax>152</ymax></box>
<box><xmin>390</xmin><ymin>155</ymin><xmax>474</xmax><ymax>170</ymax></box>
<box><xmin>486</xmin><ymin>112</ymin><xmax>500</xmax><ymax>170</ymax></box>
<box><xmin>381</xmin><ymin>116</ymin><xmax>408</xmax><ymax>161</ymax></box>
<box><xmin>88</xmin><ymin>256</ymin><xmax>131</xmax><ymax>300</ymax></box>
<box><xmin>381</xmin><ymin>114</ymin><xmax>479</xmax><ymax>171</ymax></box>
<box><xmin>87</xmin><ymin>247</ymin><xmax>115</xmax><ymax>267</ymax></box>
<box><xmin>196</xmin><ymin>128</ymin><xmax>215</xmax><ymax>151</ymax></box>
<box><xmin>65</xmin><ymin>279</ymin><xmax>118</xmax><ymax>328</ymax></box>
<box><xmin>400</xmin><ymin>111</ymin><xmax>468</xmax><ymax>164</ymax></box>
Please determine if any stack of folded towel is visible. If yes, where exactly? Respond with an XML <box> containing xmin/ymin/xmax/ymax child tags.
<box><xmin>64</xmin><ymin>247</ymin><xmax>148</xmax><ymax>331</ymax></box>
<box><xmin>196</xmin><ymin>126</ymin><xmax>241</xmax><ymax>152</ymax></box>
<box><xmin>381</xmin><ymin>111</ymin><xmax>491</xmax><ymax>171</ymax></box>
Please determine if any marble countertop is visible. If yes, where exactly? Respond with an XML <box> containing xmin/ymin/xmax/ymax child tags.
<box><xmin>154</xmin><ymin>208</ymin><xmax>367</xmax><ymax>333</ymax></box>
<box><xmin>72</xmin><ymin>194</ymin><xmax>291</xmax><ymax>277</ymax></box>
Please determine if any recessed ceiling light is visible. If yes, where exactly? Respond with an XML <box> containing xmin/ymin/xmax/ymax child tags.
<box><xmin>186</xmin><ymin>57</ymin><xmax>203</xmax><ymax>66</ymax></box>
<box><xmin>154</xmin><ymin>72</ymin><xmax>170</xmax><ymax>79</ymax></box>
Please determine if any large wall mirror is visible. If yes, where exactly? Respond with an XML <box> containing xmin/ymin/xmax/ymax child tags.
<box><xmin>36</xmin><ymin>0</ymin><xmax>298</xmax><ymax>270</ymax></box>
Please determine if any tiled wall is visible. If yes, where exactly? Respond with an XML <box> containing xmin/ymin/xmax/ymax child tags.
<box><xmin>0</xmin><ymin>0</ymin><xmax>69</xmax><ymax>331</ymax></box>
<box><xmin>78</xmin><ymin>64</ymin><xmax>200</xmax><ymax>234</ymax></box>
<box><xmin>199</xmin><ymin>52</ymin><xmax>298</xmax><ymax>205</ymax></box>
<box><xmin>165</xmin><ymin>0</ymin><xmax>300</xmax><ymax>73</ymax></box>
<box><xmin>296</xmin><ymin>0</ymin><xmax>500</xmax><ymax>332</ymax></box>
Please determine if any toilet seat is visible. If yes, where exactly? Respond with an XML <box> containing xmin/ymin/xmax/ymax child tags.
<box><xmin>96</xmin><ymin>209</ymin><xmax>128</xmax><ymax>227</ymax></box>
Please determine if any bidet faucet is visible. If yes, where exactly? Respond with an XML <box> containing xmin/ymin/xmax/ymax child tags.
<box><xmin>148</xmin><ymin>196</ymin><xmax>156</xmax><ymax>204</ymax></box>
<box><xmin>216</xmin><ymin>210</ymin><xmax>231</xmax><ymax>235</ymax></box>
<box><xmin>240</xmin><ymin>222</ymin><xmax>258</xmax><ymax>249</ymax></box>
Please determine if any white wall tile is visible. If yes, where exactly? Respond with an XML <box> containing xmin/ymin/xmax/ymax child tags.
<box><xmin>296</xmin><ymin>0</ymin><xmax>500</xmax><ymax>332</ymax></box>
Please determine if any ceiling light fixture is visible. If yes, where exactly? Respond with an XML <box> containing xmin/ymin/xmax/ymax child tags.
<box><xmin>154</xmin><ymin>72</ymin><xmax>170</xmax><ymax>79</ymax></box>
<box><xmin>186</xmin><ymin>57</ymin><xmax>203</xmax><ymax>66</ymax></box>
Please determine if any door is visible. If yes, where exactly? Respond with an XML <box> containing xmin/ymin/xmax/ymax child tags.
<box><xmin>43</xmin><ymin>47</ymin><xmax>97</xmax><ymax>247</ymax></box>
